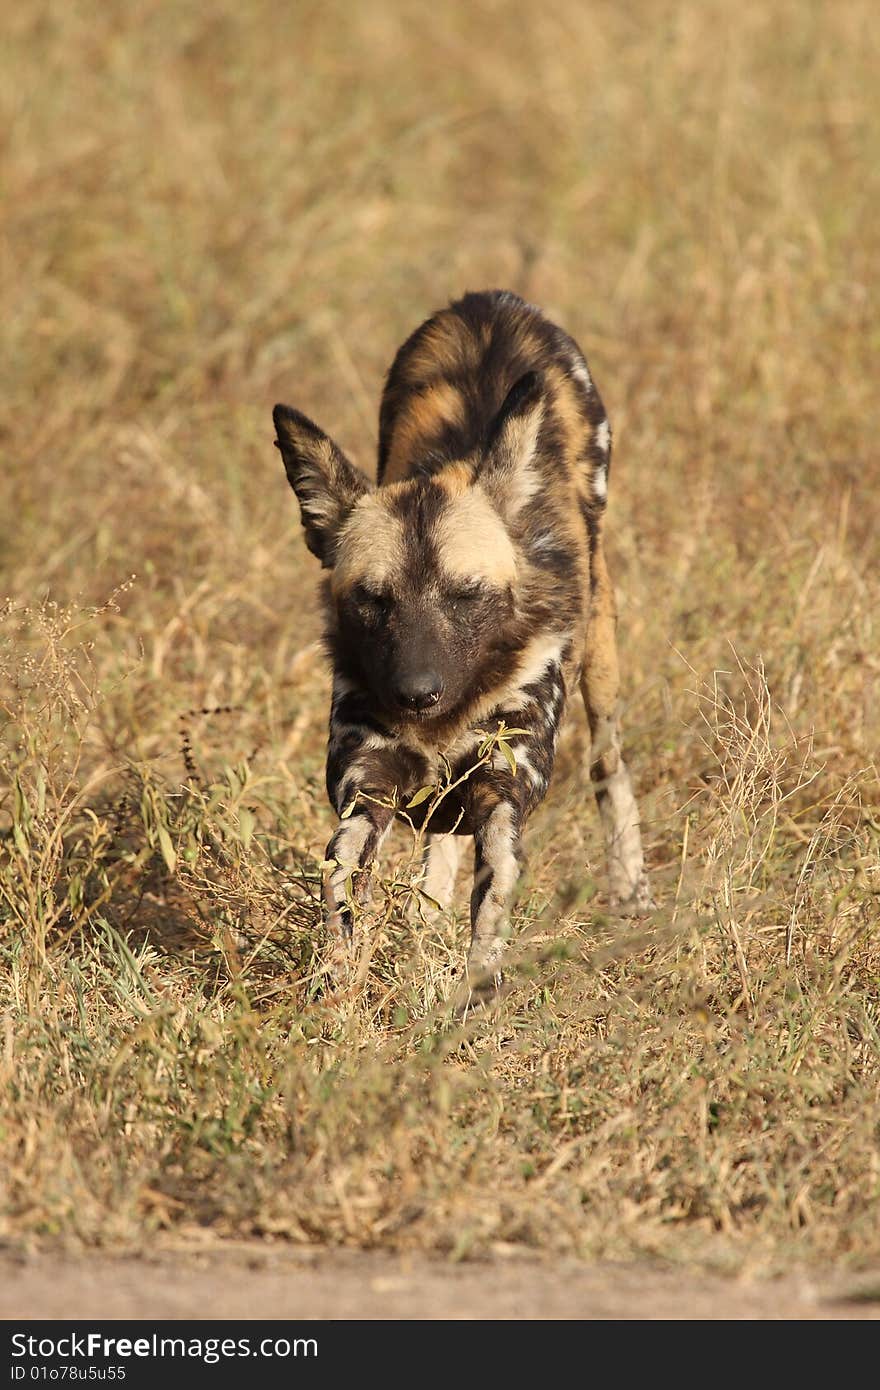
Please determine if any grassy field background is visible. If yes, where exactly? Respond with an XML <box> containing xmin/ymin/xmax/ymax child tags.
<box><xmin>1</xmin><ymin>0</ymin><xmax>879</xmax><ymax>1269</ymax></box>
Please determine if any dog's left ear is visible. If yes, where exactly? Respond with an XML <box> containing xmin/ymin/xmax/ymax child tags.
<box><xmin>273</xmin><ymin>405</ymin><xmax>373</xmax><ymax>568</ymax></box>
<box><xmin>478</xmin><ymin>371</ymin><xmax>545</xmax><ymax>520</ymax></box>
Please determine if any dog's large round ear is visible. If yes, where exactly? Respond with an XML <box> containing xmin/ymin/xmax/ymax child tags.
<box><xmin>273</xmin><ymin>405</ymin><xmax>373</xmax><ymax>567</ymax></box>
<box><xmin>479</xmin><ymin>372</ymin><xmax>545</xmax><ymax>520</ymax></box>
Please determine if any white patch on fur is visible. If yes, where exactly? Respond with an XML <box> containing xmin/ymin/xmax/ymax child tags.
<box><xmin>570</xmin><ymin>358</ymin><xmax>593</xmax><ymax>391</ymax></box>
<box><xmin>324</xmin><ymin>812</ymin><xmax>394</xmax><ymax>926</ymax></box>
<box><xmin>324</xmin><ymin>813</ymin><xmax>371</xmax><ymax>920</ymax></box>
<box><xmin>330</xmin><ymin>814</ymin><xmax>371</xmax><ymax>868</ymax></box>
<box><xmin>510</xmin><ymin>634</ymin><xmax>567</xmax><ymax>699</ymax></box>
<box><xmin>477</xmin><ymin>802</ymin><xmax>519</xmax><ymax>907</ymax></box>
<box><xmin>506</xmin><ymin>747</ymin><xmax>544</xmax><ymax>789</ymax></box>
<box><xmin>330</xmin><ymin>725</ymin><xmax>392</xmax><ymax>755</ymax></box>
<box><xmin>542</xmin><ymin>686</ymin><xmax>563</xmax><ymax>734</ymax></box>
<box><xmin>592</xmin><ymin>421</ymin><xmax>610</xmax><ymax>503</ymax></box>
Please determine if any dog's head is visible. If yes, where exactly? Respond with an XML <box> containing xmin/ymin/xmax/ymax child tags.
<box><xmin>274</xmin><ymin>374</ymin><xmax>543</xmax><ymax>724</ymax></box>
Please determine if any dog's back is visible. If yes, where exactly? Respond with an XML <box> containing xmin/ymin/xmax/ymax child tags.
<box><xmin>378</xmin><ymin>291</ymin><xmax>611</xmax><ymax>529</ymax></box>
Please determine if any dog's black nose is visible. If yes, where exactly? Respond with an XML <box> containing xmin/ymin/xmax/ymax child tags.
<box><xmin>395</xmin><ymin>676</ymin><xmax>443</xmax><ymax>712</ymax></box>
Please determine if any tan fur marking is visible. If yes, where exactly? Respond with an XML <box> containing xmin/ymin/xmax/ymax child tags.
<box><xmin>433</xmin><ymin>485</ymin><xmax>518</xmax><ymax>587</ymax></box>
<box><xmin>544</xmin><ymin>365</ymin><xmax>588</xmax><ymax>466</ymax></box>
<box><xmin>503</xmin><ymin>314</ymin><xmax>544</xmax><ymax>365</ymax></box>
<box><xmin>400</xmin><ymin>315</ymin><xmax>475</xmax><ymax>384</ymax></box>
<box><xmin>575</xmin><ymin>473</ymin><xmax>593</xmax><ymax>510</ymax></box>
<box><xmin>581</xmin><ymin>532</ymin><xmax>619</xmax><ymax>719</ymax></box>
<box><xmin>432</xmin><ymin>461</ymin><xmax>475</xmax><ymax>497</ymax></box>
<box><xmin>383</xmin><ymin>381</ymin><xmax>466</xmax><ymax>483</ymax></box>
<box><xmin>331</xmin><ymin>495</ymin><xmax>406</xmax><ymax>596</ymax></box>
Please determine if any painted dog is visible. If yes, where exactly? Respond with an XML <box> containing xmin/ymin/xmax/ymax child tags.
<box><xmin>274</xmin><ymin>290</ymin><xmax>650</xmax><ymax>999</ymax></box>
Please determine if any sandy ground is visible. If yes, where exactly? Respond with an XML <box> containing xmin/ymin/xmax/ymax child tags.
<box><xmin>1</xmin><ymin>1248</ymin><xmax>878</xmax><ymax>1320</ymax></box>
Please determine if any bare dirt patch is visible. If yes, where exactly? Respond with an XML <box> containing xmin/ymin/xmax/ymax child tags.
<box><xmin>2</xmin><ymin>1250</ymin><xmax>878</xmax><ymax>1321</ymax></box>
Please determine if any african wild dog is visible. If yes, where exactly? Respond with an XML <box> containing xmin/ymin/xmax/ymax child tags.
<box><xmin>273</xmin><ymin>290</ymin><xmax>650</xmax><ymax>1002</ymax></box>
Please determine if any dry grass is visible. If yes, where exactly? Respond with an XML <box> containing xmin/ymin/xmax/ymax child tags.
<box><xmin>1</xmin><ymin>0</ymin><xmax>879</xmax><ymax>1270</ymax></box>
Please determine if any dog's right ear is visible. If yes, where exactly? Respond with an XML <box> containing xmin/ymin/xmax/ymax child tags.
<box><xmin>273</xmin><ymin>405</ymin><xmax>373</xmax><ymax>568</ymax></box>
<box><xmin>479</xmin><ymin>371</ymin><xmax>545</xmax><ymax>523</ymax></box>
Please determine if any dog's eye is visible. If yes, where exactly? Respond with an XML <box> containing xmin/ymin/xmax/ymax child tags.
<box><xmin>449</xmin><ymin>587</ymin><xmax>482</xmax><ymax>608</ymax></box>
<box><xmin>352</xmin><ymin>584</ymin><xmax>391</xmax><ymax>613</ymax></box>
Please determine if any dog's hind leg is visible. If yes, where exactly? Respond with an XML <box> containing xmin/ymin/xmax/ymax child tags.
<box><xmin>580</xmin><ymin>530</ymin><xmax>652</xmax><ymax>913</ymax></box>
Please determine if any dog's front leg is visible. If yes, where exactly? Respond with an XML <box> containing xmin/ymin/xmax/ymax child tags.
<box><xmin>323</xmin><ymin>803</ymin><xmax>396</xmax><ymax>944</ymax></box>
<box><xmin>323</xmin><ymin>737</ymin><xmax>429</xmax><ymax>964</ymax></box>
<box><xmin>457</xmin><ymin>683</ymin><xmax>565</xmax><ymax>1009</ymax></box>
<box><xmin>464</xmin><ymin>789</ymin><xmax>524</xmax><ymax>1004</ymax></box>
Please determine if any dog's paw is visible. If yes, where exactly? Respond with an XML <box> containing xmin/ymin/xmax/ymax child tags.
<box><xmin>452</xmin><ymin>968</ymin><xmax>503</xmax><ymax>1021</ymax></box>
<box><xmin>609</xmin><ymin>874</ymin><xmax>655</xmax><ymax>916</ymax></box>
<box><xmin>320</xmin><ymin>936</ymin><xmax>356</xmax><ymax>991</ymax></box>
<box><xmin>453</xmin><ymin>938</ymin><xmax>506</xmax><ymax>1018</ymax></box>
